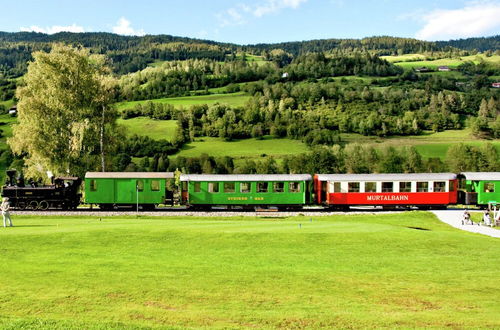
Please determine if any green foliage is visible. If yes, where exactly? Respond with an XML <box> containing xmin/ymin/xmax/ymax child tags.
<box><xmin>9</xmin><ymin>44</ymin><xmax>120</xmax><ymax>178</ymax></box>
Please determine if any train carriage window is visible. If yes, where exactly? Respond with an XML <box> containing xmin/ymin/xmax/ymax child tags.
<box><xmin>484</xmin><ymin>182</ymin><xmax>495</xmax><ymax>193</ymax></box>
<box><xmin>224</xmin><ymin>182</ymin><xmax>235</xmax><ymax>193</ymax></box>
<box><xmin>365</xmin><ymin>182</ymin><xmax>376</xmax><ymax>192</ymax></box>
<box><xmin>449</xmin><ymin>181</ymin><xmax>455</xmax><ymax>192</ymax></box>
<box><xmin>90</xmin><ymin>179</ymin><xmax>97</xmax><ymax>191</ymax></box>
<box><xmin>333</xmin><ymin>182</ymin><xmax>341</xmax><ymax>193</ymax></box>
<box><xmin>417</xmin><ymin>182</ymin><xmax>428</xmax><ymax>192</ymax></box>
<box><xmin>289</xmin><ymin>182</ymin><xmax>301</xmax><ymax>193</ymax></box>
<box><xmin>151</xmin><ymin>180</ymin><xmax>160</xmax><ymax>191</ymax></box>
<box><xmin>240</xmin><ymin>182</ymin><xmax>251</xmax><ymax>193</ymax></box>
<box><xmin>208</xmin><ymin>182</ymin><xmax>219</xmax><ymax>193</ymax></box>
<box><xmin>348</xmin><ymin>182</ymin><xmax>360</xmax><ymax>193</ymax></box>
<box><xmin>136</xmin><ymin>180</ymin><xmax>144</xmax><ymax>192</ymax></box>
<box><xmin>399</xmin><ymin>182</ymin><xmax>412</xmax><ymax>193</ymax></box>
<box><xmin>257</xmin><ymin>182</ymin><xmax>268</xmax><ymax>193</ymax></box>
<box><xmin>182</xmin><ymin>182</ymin><xmax>188</xmax><ymax>191</ymax></box>
<box><xmin>194</xmin><ymin>182</ymin><xmax>201</xmax><ymax>192</ymax></box>
<box><xmin>434</xmin><ymin>181</ymin><xmax>446</xmax><ymax>192</ymax></box>
<box><xmin>274</xmin><ymin>182</ymin><xmax>284</xmax><ymax>193</ymax></box>
<box><xmin>382</xmin><ymin>182</ymin><xmax>393</xmax><ymax>192</ymax></box>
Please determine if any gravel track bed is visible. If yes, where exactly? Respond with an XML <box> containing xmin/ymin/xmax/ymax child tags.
<box><xmin>12</xmin><ymin>209</ymin><xmax>402</xmax><ymax>217</ymax></box>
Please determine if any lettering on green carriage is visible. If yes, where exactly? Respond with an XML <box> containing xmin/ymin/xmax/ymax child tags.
<box><xmin>228</xmin><ymin>197</ymin><xmax>248</xmax><ymax>201</ymax></box>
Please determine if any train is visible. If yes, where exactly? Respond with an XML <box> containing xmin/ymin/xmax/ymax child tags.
<box><xmin>1</xmin><ymin>170</ymin><xmax>499</xmax><ymax>210</ymax></box>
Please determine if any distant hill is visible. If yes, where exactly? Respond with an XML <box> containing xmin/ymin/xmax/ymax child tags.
<box><xmin>0</xmin><ymin>32</ymin><xmax>498</xmax><ymax>77</ymax></box>
<box><xmin>436</xmin><ymin>35</ymin><xmax>500</xmax><ymax>52</ymax></box>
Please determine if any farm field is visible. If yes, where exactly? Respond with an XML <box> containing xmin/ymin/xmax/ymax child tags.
<box><xmin>173</xmin><ymin>136</ymin><xmax>310</xmax><ymax>159</ymax></box>
<box><xmin>115</xmin><ymin>92</ymin><xmax>250</xmax><ymax>111</ymax></box>
<box><xmin>117</xmin><ymin>118</ymin><xmax>177</xmax><ymax>140</ymax></box>
<box><xmin>0</xmin><ymin>213</ymin><xmax>499</xmax><ymax>328</ymax></box>
<box><xmin>382</xmin><ymin>54</ymin><xmax>500</xmax><ymax>70</ymax></box>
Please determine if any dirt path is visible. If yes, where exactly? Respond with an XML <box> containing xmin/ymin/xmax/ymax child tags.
<box><xmin>432</xmin><ymin>210</ymin><xmax>500</xmax><ymax>238</ymax></box>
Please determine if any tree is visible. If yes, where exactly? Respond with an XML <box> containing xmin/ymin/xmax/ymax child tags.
<box><xmin>9</xmin><ymin>44</ymin><xmax>118</xmax><ymax>179</ymax></box>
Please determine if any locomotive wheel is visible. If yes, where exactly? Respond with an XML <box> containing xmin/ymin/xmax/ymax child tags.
<box><xmin>16</xmin><ymin>202</ymin><xmax>26</xmax><ymax>210</ymax></box>
<box><xmin>38</xmin><ymin>200</ymin><xmax>49</xmax><ymax>210</ymax></box>
<box><xmin>28</xmin><ymin>200</ymin><xmax>39</xmax><ymax>210</ymax></box>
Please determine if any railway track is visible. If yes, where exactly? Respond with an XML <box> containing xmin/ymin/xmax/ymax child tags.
<box><xmin>11</xmin><ymin>206</ymin><xmax>416</xmax><ymax>217</ymax></box>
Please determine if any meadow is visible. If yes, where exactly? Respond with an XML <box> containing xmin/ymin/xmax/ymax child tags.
<box><xmin>115</xmin><ymin>92</ymin><xmax>250</xmax><ymax>111</ymax></box>
<box><xmin>174</xmin><ymin>136</ymin><xmax>310</xmax><ymax>159</ymax></box>
<box><xmin>0</xmin><ymin>212</ymin><xmax>498</xmax><ymax>328</ymax></box>
<box><xmin>341</xmin><ymin>129</ymin><xmax>500</xmax><ymax>159</ymax></box>
<box><xmin>382</xmin><ymin>54</ymin><xmax>500</xmax><ymax>70</ymax></box>
<box><xmin>117</xmin><ymin>118</ymin><xmax>177</xmax><ymax>141</ymax></box>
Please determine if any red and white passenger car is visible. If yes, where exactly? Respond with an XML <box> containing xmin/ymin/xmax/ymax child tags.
<box><xmin>314</xmin><ymin>173</ymin><xmax>458</xmax><ymax>208</ymax></box>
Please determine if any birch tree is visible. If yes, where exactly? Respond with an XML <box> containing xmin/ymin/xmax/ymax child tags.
<box><xmin>9</xmin><ymin>44</ymin><xmax>118</xmax><ymax>179</ymax></box>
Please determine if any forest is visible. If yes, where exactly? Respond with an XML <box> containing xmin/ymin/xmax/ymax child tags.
<box><xmin>0</xmin><ymin>32</ymin><xmax>499</xmax><ymax>178</ymax></box>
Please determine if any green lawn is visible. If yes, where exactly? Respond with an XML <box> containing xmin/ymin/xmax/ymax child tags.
<box><xmin>117</xmin><ymin>118</ymin><xmax>177</xmax><ymax>140</ymax></box>
<box><xmin>174</xmin><ymin>136</ymin><xmax>310</xmax><ymax>159</ymax></box>
<box><xmin>0</xmin><ymin>212</ymin><xmax>499</xmax><ymax>328</ymax></box>
<box><xmin>115</xmin><ymin>92</ymin><xmax>251</xmax><ymax>111</ymax></box>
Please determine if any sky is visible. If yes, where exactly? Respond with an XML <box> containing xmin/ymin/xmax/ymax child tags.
<box><xmin>1</xmin><ymin>0</ymin><xmax>499</xmax><ymax>44</ymax></box>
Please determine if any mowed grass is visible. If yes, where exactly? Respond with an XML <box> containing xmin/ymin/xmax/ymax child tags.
<box><xmin>117</xmin><ymin>118</ymin><xmax>177</xmax><ymax>140</ymax></box>
<box><xmin>174</xmin><ymin>136</ymin><xmax>310</xmax><ymax>159</ymax></box>
<box><xmin>0</xmin><ymin>212</ymin><xmax>499</xmax><ymax>328</ymax></box>
<box><xmin>115</xmin><ymin>92</ymin><xmax>250</xmax><ymax>111</ymax></box>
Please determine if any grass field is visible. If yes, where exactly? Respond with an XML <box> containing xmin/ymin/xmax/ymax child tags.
<box><xmin>0</xmin><ymin>212</ymin><xmax>498</xmax><ymax>328</ymax></box>
<box><xmin>174</xmin><ymin>136</ymin><xmax>310</xmax><ymax>159</ymax></box>
<box><xmin>115</xmin><ymin>92</ymin><xmax>250</xmax><ymax>111</ymax></box>
<box><xmin>341</xmin><ymin>129</ymin><xmax>500</xmax><ymax>159</ymax></box>
<box><xmin>117</xmin><ymin>118</ymin><xmax>177</xmax><ymax>140</ymax></box>
<box><xmin>382</xmin><ymin>54</ymin><xmax>500</xmax><ymax>70</ymax></box>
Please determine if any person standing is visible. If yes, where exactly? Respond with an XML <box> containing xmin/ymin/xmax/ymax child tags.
<box><xmin>1</xmin><ymin>197</ymin><xmax>13</xmax><ymax>227</ymax></box>
<box><xmin>483</xmin><ymin>210</ymin><xmax>492</xmax><ymax>227</ymax></box>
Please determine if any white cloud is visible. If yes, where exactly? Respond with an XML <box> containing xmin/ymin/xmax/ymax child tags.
<box><xmin>112</xmin><ymin>17</ymin><xmax>145</xmax><ymax>36</ymax></box>
<box><xmin>217</xmin><ymin>0</ymin><xmax>308</xmax><ymax>27</ymax></box>
<box><xmin>253</xmin><ymin>0</ymin><xmax>308</xmax><ymax>17</ymax></box>
<box><xmin>415</xmin><ymin>1</ymin><xmax>500</xmax><ymax>40</ymax></box>
<box><xmin>20</xmin><ymin>24</ymin><xmax>85</xmax><ymax>34</ymax></box>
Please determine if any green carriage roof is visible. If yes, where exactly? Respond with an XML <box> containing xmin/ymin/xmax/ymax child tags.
<box><xmin>180</xmin><ymin>174</ymin><xmax>312</xmax><ymax>182</ymax></box>
<box><xmin>85</xmin><ymin>172</ymin><xmax>174</xmax><ymax>179</ymax></box>
<box><xmin>461</xmin><ymin>172</ymin><xmax>500</xmax><ymax>181</ymax></box>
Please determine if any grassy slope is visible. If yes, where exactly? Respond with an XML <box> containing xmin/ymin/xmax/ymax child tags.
<box><xmin>115</xmin><ymin>92</ymin><xmax>250</xmax><ymax>111</ymax></box>
<box><xmin>0</xmin><ymin>212</ymin><xmax>499</xmax><ymax>328</ymax></box>
<box><xmin>173</xmin><ymin>136</ymin><xmax>309</xmax><ymax>159</ymax></box>
<box><xmin>341</xmin><ymin>129</ymin><xmax>500</xmax><ymax>159</ymax></box>
<box><xmin>117</xmin><ymin>118</ymin><xmax>177</xmax><ymax>140</ymax></box>
<box><xmin>382</xmin><ymin>54</ymin><xmax>500</xmax><ymax>69</ymax></box>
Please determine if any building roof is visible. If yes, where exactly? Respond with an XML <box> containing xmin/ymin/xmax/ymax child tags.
<box><xmin>85</xmin><ymin>172</ymin><xmax>174</xmax><ymax>179</ymax></box>
<box><xmin>461</xmin><ymin>172</ymin><xmax>500</xmax><ymax>181</ymax></box>
<box><xmin>180</xmin><ymin>174</ymin><xmax>312</xmax><ymax>182</ymax></box>
<box><xmin>315</xmin><ymin>173</ymin><xmax>457</xmax><ymax>181</ymax></box>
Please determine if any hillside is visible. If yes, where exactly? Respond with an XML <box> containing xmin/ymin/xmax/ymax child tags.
<box><xmin>0</xmin><ymin>34</ymin><xmax>499</xmax><ymax>177</ymax></box>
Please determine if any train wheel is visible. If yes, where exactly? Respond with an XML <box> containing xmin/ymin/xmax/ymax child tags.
<box><xmin>28</xmin><ymin>200</ymin><xmax>39</xmax><ymax>210</ymax></box>
<box><xmin>38</xmin><ymin>200</ymin><xmax>49</xmax><ymax>210</ymax></box>
<box><xmin>16</xmin><ymin>202</ymin><xmax>26</xmax><ymax>210</ymax></box>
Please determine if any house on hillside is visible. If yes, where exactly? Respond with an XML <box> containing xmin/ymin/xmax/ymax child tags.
<box><xmin>438</xmin><ymin>66</ymin><xmax>451</xmax><ymax>72</ymax></box>
<box><xmin>8</xmin><ymin>105</ymin><xmax>17</xmax><ymax>116</ymax></box>
<box><xmin>492</xmin><ymin>82</ymin><xmax>500</xmax><ymax>88</ymax></box>
<box><xmin>415</xmin><ymin>67</ymin><xmax>431</xmax><ymax>72</ymax></box>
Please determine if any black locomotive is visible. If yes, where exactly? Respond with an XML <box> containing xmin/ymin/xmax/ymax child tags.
<box><xmin>2</xmin><ymin>170</ymin><xmax>82</xmax><ymax>210</ymax></box>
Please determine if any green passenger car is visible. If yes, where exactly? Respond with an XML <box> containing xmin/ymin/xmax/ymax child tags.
<box><xmin>180</xmin><ymin>174</ymin><xmax>312</xmax><ymax>208</ymax></box>
<box><xmin>461</xmin><ymin>172</ymin><xmax>500</xmax><ymax>206</ymax></box>
<box><xmin>85</xmin><ymin>172</ymin><xmax>174</xmax><ymax>209</ymax></box>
